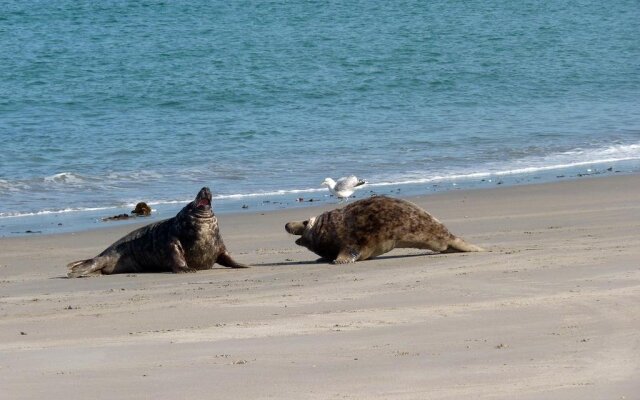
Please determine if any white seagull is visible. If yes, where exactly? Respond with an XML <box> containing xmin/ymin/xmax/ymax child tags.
<box><xmin>321</xmin><ymin>176</ymin><xmax>367</xmax><ymax>202</ymax></box>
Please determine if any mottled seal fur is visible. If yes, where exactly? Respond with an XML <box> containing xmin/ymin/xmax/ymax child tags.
<box><xmin>68</xmin><ymin>187</ymin><xmax>247</xmax><ymax>277</ymax></box>
<box><xmin>285</xmin><ymin>196</ymin><xmax>483</xmax><ymax>264</ymax></box>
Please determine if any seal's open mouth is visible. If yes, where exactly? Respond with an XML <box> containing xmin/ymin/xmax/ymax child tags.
<box><xmin>196</xmin><ymin>198</ymin><xmax>211</xmax><ymax>208</ymax></box>
<box><xmin>194</xmin><ymin>187</ymin><xmax>213</xmax><ymax>211</ymax></box>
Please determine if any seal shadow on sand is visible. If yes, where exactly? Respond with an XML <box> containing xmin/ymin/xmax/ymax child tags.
<box><xmin>254</xmin><ymin>251</ymin><xmax>445</xmax><ymax>267</ymax></box>
<box><xmin>52</xmin><ymin>265</ymin><xmax>244</xmax><ymax>279</ymax></box>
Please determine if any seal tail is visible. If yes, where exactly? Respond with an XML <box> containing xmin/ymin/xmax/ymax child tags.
<box><xmin>446</xmin><ymin>237</ymin><xmax>485</xmax><ymax>253</ymax></box>
<box><xmin>67</xmin><ymin>258</ymin><xmax>104</xmax><ymax>278</ymax></box>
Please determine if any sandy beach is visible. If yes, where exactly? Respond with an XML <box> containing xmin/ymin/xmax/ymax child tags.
<box><xmin>1</xmin><ymin>175</ymin><xmax>638</xmax><ymax>399</ymax></box>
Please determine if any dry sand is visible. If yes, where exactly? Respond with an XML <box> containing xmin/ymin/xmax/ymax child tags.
<box><xmin>1</xmin><ymin>175</ymin><xmax>639</xmax><ymax>399</ymax></box>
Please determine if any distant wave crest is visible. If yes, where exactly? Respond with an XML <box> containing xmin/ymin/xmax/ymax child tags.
<box><xmin>1</xmin><ymin>142</ymin><xmax>639</xmax><ymax>220</ymax></box>
<box><xmin>0</xmin><ymin>206</ymin><xmax>116</xmax><ymax>219</ymax></box>
<box><xmin>368</xmin><ymin>142</ymin><xmax>640</xmax><ymax>187</ymax></box>
<box><xmin>43</xmin><ymin>172</ymin><xmax>88</xmax><ymax>185</ymax></box>
<box><xmin>143</xmin><ymin>187</ymin><xmax>327</xmax><ymax>206</ymax></box>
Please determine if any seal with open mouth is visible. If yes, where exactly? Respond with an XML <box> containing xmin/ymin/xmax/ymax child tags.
<box><xmin>285</xmin><ymin>196</ymin><xmax>484</xmax><ymax>264</ymax></box>
<box><xmin>67</xmin><ymin>187</ymin><xmax>247</xmax><ymax>277</ymax></box>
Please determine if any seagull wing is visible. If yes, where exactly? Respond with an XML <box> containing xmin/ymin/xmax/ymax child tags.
<box><xmin>335</xmin><ymin>175</ymin><xmax>359</xmax><ymax>191</ymax></box>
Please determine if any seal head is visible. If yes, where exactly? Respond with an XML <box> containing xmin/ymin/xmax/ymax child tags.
<box><xmin>178</xmin><ymin>186</ymin><xmax>214</xmax><ymax>221</ymax></box>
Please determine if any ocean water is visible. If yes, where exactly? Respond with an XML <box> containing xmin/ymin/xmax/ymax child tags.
<box><xmin>1</xmin><ymin>0</ymin><xmax>639</xmax><ymax>235</ymax></box>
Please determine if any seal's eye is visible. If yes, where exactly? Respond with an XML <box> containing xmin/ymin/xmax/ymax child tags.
<box><xmin>303</xmin><ymin>221</ymin><xmax>308</xmax><ymax>227</ymax></box>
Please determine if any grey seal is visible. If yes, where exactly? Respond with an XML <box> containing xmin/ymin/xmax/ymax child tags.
<box><xmin>285</xmin><ymin>196</ymin><xmax>484</xmax><ymax>264</ymax></box>
<box><xmin>68</xmin><ymin>187</ymin><xmax>247</xmax><ymax>277</ymax></box>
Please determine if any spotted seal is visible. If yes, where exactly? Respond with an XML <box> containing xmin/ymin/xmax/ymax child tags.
<box><xmin>68</xmin><ymin>187</ymin><xmax>247</xmax><ymax>277</ymax></box>
<box><xmin>285</xmin><ymin>196</ymin><xmax>484</xmax><ymax>263</ymax></box>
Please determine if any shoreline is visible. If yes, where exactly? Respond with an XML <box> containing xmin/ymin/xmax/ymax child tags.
<box><xmin>2</xmin><ymin>165</ymin><xmax>638</xmax><ymax>238</ymax></box>
<box><xmin>1</xmin><ymin>173</ymin><xmax>639</xmax><ymax>399</ymax></box>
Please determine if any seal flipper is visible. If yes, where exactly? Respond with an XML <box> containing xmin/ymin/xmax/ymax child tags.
<box><xmin>67</xmin><ymin>258</ymin><xmax>107</xmax><ymax>278</ymax></box>
<box><xmin>168</xmin><ymin>240</ymin><xmax>196</xmax><ymax>273</ymax></box>
<box><xmin>216</xmin><ymin>251</ymin><xmax>249</xmax><ymax>268</ymax></box>
<box><xmin>333</xmin><ymin>248</ymin><xmax>360</xmax><ymax>264</ymax></box>
<box><xmin>443</xmin><ymin>237</ymin><xmax>485</xmax><ymax>253</ymax></box>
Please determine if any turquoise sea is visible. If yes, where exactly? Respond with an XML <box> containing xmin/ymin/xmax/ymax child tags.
<box><xmin>1</xmin><ymin>0</ymin><xmax>639</xmax><ymax>235</ymax></box>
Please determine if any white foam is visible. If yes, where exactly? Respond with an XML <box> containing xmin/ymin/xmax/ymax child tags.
<box><xmin>2</xmin><ymin>143</ymin><xmax>639</xmax><ymax>221</ymax></box>
<box><xmin>0</xmin><ymin>206</ymin><xmax>117</xmax><ymax>219</ymax></box>
<box><xmin>367</xmin><ymin>142</ymin><xmax>640</xmax><ymax>187</ymax></box>
<box><xmin>214</xmin><ymin>188</ymin><xmax>326</xmax><ymax>199</ymax></box>
<box><xmin>43</xmin><ymin>172</ymin><xmax>87</xmax><ymax>184</ymax></box>
<box><xmin>139</xmin><ymin>188</ymin><xmax>328</xmax><ymax>207</ymax></box>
